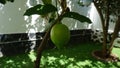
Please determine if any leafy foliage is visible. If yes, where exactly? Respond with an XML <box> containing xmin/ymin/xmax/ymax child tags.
<box><xmin>42</xmin><ymin>0</ymin><xmax>52</xmax><ymax>4</ymax></box>
<box><xmin>94</xmin><ymin>0</ymin><xmax>120</xmax><ymax>16</ymax></box>
<box><xmin>62</xmin><ymin>12</ymin><xmax>92</xmax><ymax>23</ymax></box>
<box><xmin>109</xmin><ymin>0</ymin><xmax>120</xmax><ymax>16</ymax></box>
<box><xmin>0</xmin><ymin>0</ymin><xmax>14</xmax><ymax>4</ymax></box>
<box><xmin>24</xmin><ymin>4</ymin><xmax>57</xmax><ymax>16</ymax></box>
<box><xmin>24</xmin><ymin>4</ymin><xmax>92</xmax><ymax>24</ymax></box>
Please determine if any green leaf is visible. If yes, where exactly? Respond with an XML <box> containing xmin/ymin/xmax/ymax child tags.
<box><xmin>62</xmin><ymin>12</ymin><xmax>92</xmax><ymax>23</ymax></box>
<box><xmin>42</xmin><ymin>0</ymin><xmax>52</xmax><ymax>4</ymax></box>
<box><xmin>0</xmin><ymin>0</ymin><xmax>6</xmax><ymax>4</ymax></box>
<box><xmin>24</xmin><ymin>4</ymin><xmax>57</xmax><ymax>16</ymax></box>
<box><xmin>8</xmin><ymin>0</ymin><xmax>14</xmax><ymax>2</ymax></box>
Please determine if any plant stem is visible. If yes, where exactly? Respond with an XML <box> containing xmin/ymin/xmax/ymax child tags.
<box><xmin>34</xmin><ymin>9</ymin><xmax>67</xmax><ymax>68</ymax></box>
<box><xmin>34</xmin><ymin>1</ymin><xmax>68</xmax><ymax>67</ymax></box>
<box><xmin>34</xmin><ymin>29</ymin><xmax>50</xmax><ymax>68</ymax></box>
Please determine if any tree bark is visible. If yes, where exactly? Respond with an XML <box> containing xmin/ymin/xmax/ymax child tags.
<box><xmin>34</xmin><ymin>29</ymin><xmax>50</xmax><ymax>68</ymax></box>
<box><xmin>34</xmin><ymin>1</ymin><xmax>69</xmax><ymax>67</ymax></box>
<box><xmin>103</xmin><ymin>0</ymin><xmax>110</xmax><ymax>57</ymax></box>
<box><xmin>34</xmin><ymin>8</ymin><xmax>68</xmax><ymax>68</ymax></box>
<box><xmin>93</xmin><ymin>1</ymin><xmax>107</xmax><ymax>57</ymax></box>
<box><xmin>108</xmin><ymin>16</ymin><xmax>120</xmax><ymax>55</ymax></box>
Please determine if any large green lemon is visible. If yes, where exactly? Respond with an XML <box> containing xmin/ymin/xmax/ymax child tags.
<box><xmin>50</xmin><ymin>23</ymin><xmax>70</xmax><ymax>49</ymax></box>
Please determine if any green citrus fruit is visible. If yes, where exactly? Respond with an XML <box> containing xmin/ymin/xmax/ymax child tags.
<box><xmin>50</xmin><ymin>23</ymin><xmax>70</xmax><ymax>49</ymax></box>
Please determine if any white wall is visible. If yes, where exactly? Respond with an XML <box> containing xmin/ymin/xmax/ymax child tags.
<box><xmin>0</xmin><ymin>0</ymin><xmax>28</xmax><ymax>34</ymax></box>
<box><xmin>89</xmin><ymin>3</ymin><xmax>115</xmax><ymax>32</ymax></box>
<box><xmin>62</xmin><ymin>0</ymin><xmax>91</xmax><ymax>30</ymax></box>
<box><xmin>0</xmin><ymin>0</ymin><xmax>109</xmax><ymax>34</ymax></box>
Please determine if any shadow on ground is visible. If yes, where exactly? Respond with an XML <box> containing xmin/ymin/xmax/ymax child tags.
<box><xmin>41</xmin><ymin>43</ymin><xmax>120</xmax><ymax>68</ymax></box>
<box><xmin>0</xmin><ymin>53</ymin><xmax>34</xmax><ymax>68</ymax></box>
<box><xmin>0</xmin><ymin>42</ymin><xmax>120</xmax><ymax>68</ymax></box>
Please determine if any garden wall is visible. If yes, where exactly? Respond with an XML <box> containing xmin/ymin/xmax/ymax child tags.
<box><xmin>0</xmin><ymin>29</ymin><xmax>119</xmax><ymax>57</ymax></box>
<box><xmin>0</xmin><ymin>0</ymin><xmax>91</xmax><ymax>34</ymax></box>
<box><xmin>0</xmin><ymin>0</ymin><xmax>119</xmax><ymax>57</ymax></box>
<box><xmin>0</xmin><ymin>29</ymin><xmax>92</xmax><ymax>57</ymax></box>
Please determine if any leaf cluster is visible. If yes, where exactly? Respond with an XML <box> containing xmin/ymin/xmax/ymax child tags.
<box><xmin>24</xmin><ymin>3</ymin><xmax>92</xmax><ymax>24</ymax></box>
<box><xmin>94</xmin><ymin>0</ymin><xmax>120</xmax><ymax>16</ymax></box>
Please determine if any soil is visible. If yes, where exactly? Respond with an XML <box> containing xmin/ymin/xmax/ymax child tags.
<box><xmin>92</xmin><ymin>50</ymin><xmax>120</xmax><ymax>62</ymax></box>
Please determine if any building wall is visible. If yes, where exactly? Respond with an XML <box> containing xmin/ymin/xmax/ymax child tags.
<box><xmin>0</xmin><ymin>0</ymin><xmax>28</xmax><ymax>34</ymax></box>
<box><xmin>89</xmin><ymin>3</ymin><xmax>115</xmax><ymax>32</ymax></box>
<box><xmin>0</xmin><ymin>0</ymin><xmax>116</xmax><ymax>34</ymax></box>
<box><xmin>0</xmin><ymin>0</ymin><xmax>92</xmax><ymax>34</ymax></box>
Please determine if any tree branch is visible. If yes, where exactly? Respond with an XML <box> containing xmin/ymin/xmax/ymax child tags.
<box><xmin>93</xmin><ymin>0</ymin><xmax>108</xmax><ymax>56</ymax></box>
<box><xmin>108</xmin><ymin>16</ymin><xmax>120</xmax><ymax>54</ymax></box>
<box><xmin>34</xmin><ymin>6</ymin><xmax>68</xmax><ymax>68</ymax></box>
<box><xmin>93</xmin><ymin>1</ymin><xmax>105</xmax><ymax>28</ymax></box>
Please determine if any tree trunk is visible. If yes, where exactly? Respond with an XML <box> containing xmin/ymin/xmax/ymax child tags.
<box><xmin>107</xmin><ymin>16</ymin><xmax>120</xmax><ymax>55</ymax></box>
<box><xmin>93</xmin><ymin>1</ymin><xmax>108</xmax><ymax>57</ymax></box>
<box><xmin>102</xmin><ymin>25</ymin><xmax>108</xmax><ymax>57</ymax></box>
<box><xmin>103</xmin><ymin>0</ymin><xmax>110</xmax><ymax>57</ymax></box>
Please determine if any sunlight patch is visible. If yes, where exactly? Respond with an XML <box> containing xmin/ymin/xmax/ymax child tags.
<box><xmin>48</xmin><ymin>56</ymin><xmax>57</xmax><ymax>61</ymax></box>
<box><xmin>22</xmin><ymin>61</ymin><xmax>26</xmax><ymax>64</ymax></box>
<box><xmin>47</xmin><ymin>56</ymin><xmax>57</xmax><ymax>65</ymax></box>
<box><xmin>59</xmin><ymin>59</ymin><xmax>68</xmax><ymax>65</ymax></box>
<box><xmin>93</xmin><ymin>61</ymin><xmax>106</xmax><ymax>67</ymax></box>
<box><xmin>68</xmin><ymin>58</ymin><xmax>75</xmax><ymax>61</ymax></box>
<box><xmin>67</xmin><ymin>63</ymin><xmax>80</xmax><ymax>68</ymax></box>
<box><xmin>6</xmin><ymin>60</ymin><xmax>14</xmax><ymax>63</ymax></box>
<box><xmin>76</xmin><ymin>60</ymin><xmax>92</xmax><ymax>66</ymax></box>
<box><xmin>28</xmin><ymin>51</ymin><xmax>36</xmax><ymax>62</ymax></box>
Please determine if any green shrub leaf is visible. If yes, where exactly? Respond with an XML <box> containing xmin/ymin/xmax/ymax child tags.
<box><xmin>42</xmin><ymin>0</ymin><xmax>52</xmax><ymax>4</ymax></box>
<box><xmin>24</xmin><ymin>4</ymin><xmax>57</xmax><ymax>16</ymax></box>
<box><xmin>62</xmin><ymin>12</ymin><xmax>92</xmax><ymax>23</ymax></box>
